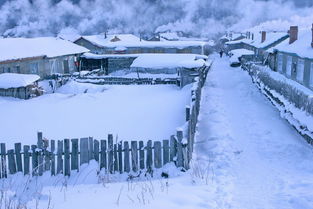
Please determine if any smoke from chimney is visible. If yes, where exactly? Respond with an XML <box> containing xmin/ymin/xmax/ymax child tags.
<box><xmin>289</xmin><ymin>26</ymin><xmax>298</xmax><ymax>44</ymax></box>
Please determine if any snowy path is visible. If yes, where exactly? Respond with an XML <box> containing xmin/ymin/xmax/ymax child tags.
<box><xmin>195</xmin><ymin>55</ymin><xmax>313</xmax><ymax>209</ymax></box>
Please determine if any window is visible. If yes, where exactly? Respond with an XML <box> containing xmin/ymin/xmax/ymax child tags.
<box><xmin>5</xmin><ymin>67</ymin><xmax>10</xmax><ymax>73</ymax></box>
<box><xmin>296</xmin><ymin>59</ymin><xmax>305</xmax><ymax>83</ymax></box>
<box><xmin>277</xmin><ymin>54</ymin><xmax>283</xmax><ymax>72</ymax></box>
<box><xmin>310</xmin><ymin>62</ymin><xmax>313</xmax><ymax>87</ymax></box>
<box><xmin>286</xmin><ymin>56</ymin><xmax>292</xmax><ymax>77</ymax></box>
<box><xmin>30</xmin><ymin>63</ymin><xmax>39</xmax><ymax>74</ymax></box>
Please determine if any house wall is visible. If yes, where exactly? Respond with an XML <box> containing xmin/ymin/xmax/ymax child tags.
<box><xmin>0</xmin><ymin>87</ymin><xmax>28</xmax><ymax>99</ymax></box>
<box><xmin>275</xmin><ymin>51</ymin><xmax>313</xmax><ymax>90</ymax></box>
<box><xmin>0</xmin><ymin>55</ymin><xmax>78</xmax><ymax>78</ymax></box>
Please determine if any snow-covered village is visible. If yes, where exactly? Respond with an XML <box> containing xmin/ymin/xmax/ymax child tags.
<box><xmin>0</xmin><ymin>0</ymin><xmax>313</xmax><ymax>208</ymax></box>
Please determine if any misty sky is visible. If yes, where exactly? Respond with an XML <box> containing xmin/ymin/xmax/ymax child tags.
<box><xmin>0</xmin><ymin>0</ymin><xmax>312</xmax><ymax>38</ymax></box>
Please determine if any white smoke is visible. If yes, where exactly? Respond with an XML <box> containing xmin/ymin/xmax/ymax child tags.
<box><xmin>0</xmin><ymin>0</ymin><xmax>312</xmax><ymax>38</ymax></box>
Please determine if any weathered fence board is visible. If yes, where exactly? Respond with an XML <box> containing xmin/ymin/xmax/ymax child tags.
<box><xmin>71</xmin><ymin>139</ymin><xmax>79</xmax><ymax>171</ymax></box>
<box><xmin>131</xmin><ymin>141</ymin><xmax>138</xmax><ymax>172</ymax></box>
<box><xmin>100</xmin><ymin>140</ymin><xmax>107</xmax><ymax>171</ymax></box>
<box><xmin>124</xmin><ymin>141</ymin><xmax>130</xmax><ymax>173</ymax></box>
<box><xmin>113</xmin><ymin>144</ymin><xmax>118</xmax><ymax>172</ymax></box>
<box><xmin>7</xmin><ymin>150</ymin><xmax>16</xmax><ymax>174</ymax></box>
<box><xmin>14</xmin><ymin>143</ymin><xmax>22</xmax><ymax>172</ymax></box>
<box><xmin>139</xmin><ymin>141</ymin><xmax>145</xmax><ymax>170</ymax></box>
<box><xmin>118</xmin><ymin>142</ymin><xmax>123</xmax><ymax>174</ymax></box>
<box><xmin>23</xmin><ymin>145</ymin><xmax>30</xmax><ymax>175</ymax></box>
<box><xmin>51</xmin><ymin>140</ymin><xmax>56</xmax><ymax>176</ymax></box>
<box><xmin>31</xmin><ymin>145</ymin><xmax>38</xmax><ymax>176</ymax></box>
<box><xmin>1</xmin><ymin>143</ymin><xmax>6</xmax><ymax>178</ymax></box>
<box><xmin>108</xmin><ymin>135</ymin><xmax>114</xmax><ymax>173</ymax></box>
<box><xmin>64</xmin><ymin>139</ymin><xmax>70</xmax><ymax>176</ymax></box>
<box><xmin>94</xmin><ymin>140</ymin><xmax>100</xmax><ymax>163</ymax></box>
<box><xmin>163</xmin><ymin>140</ymin><xmax>169</xmax><ymax>165</ymax></box>
<box><xmin>146</xmin><ymin>140</ymin><xmax>152</xmax><ymax>170</ymax></box>
<box><xmin>80</xmin><ymin>138</ymin><xmax>89</xmax><ymax>165</ymax></box>
<box><xmin>57</xmin><ymin>140</ymin><xmax>63</xmax><ymax>174</ymax></box>
<box><xmin>154</xmin><ymin>141</ymin><xmax>162</xmax><ymax>168</ymax></box>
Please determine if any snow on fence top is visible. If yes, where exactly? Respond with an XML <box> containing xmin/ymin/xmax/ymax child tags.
<box><xmin>76</xmin><ymin>34</ymin><xmax>208</xmax><ymax>49</ymax></box>
<box><xmin>274</xmin><ymin>29</ymin><xmax>313</xmax><ymax>59</ymax></box>
<box><xmin>226</xmin><ymin>32</ymin><xmax>288</xmax><ymax>49</ymax></box>
<box><xmin>0</xmin><ymin>73</ymin><xmax>40</xmax><ymax>89</ymax></box>
<box><xmin>130</xmin><ymin>54</ymin><xmax>208</xmax><ymax>69</ymax></box>
<box><xmin>0</xmin><ymin>37</ymin><xmax>89</xmax><ymax>62</ymax></box>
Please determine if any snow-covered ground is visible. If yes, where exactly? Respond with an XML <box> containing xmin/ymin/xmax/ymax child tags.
<box><xmin>195</xmin><ymin>54</ymin><xmax>313</xmax><ymax>208</ymax></box>
<box><xmin>2</xmin><ymin>55</ymin><xmax>313</xmax><ymax>209</ymax></box>
<box><xmin>0</xmin><ymin>81</ymin><xmax>191</xmax><ymax>147</ymax></box>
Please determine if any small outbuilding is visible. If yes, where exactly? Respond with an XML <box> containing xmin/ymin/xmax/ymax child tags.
<box><xmin>0</xmin><ymin>73</ymin><xmax>43</xmax><ymax>99</ymax></box>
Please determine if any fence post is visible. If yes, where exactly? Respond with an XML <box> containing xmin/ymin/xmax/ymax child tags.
<box><xmin>88</xmin><ymin>137</ymin><xmax>94</xmax><ymax>162</ymax></box>
<box><xmin>123</xmin><ymin>141</ymin><xmax>130</xmax><ymax>173</ymax></box>
<box><xmin>51</xmin><ymin>140</ymin><xmax>56</xmax><ymax>176</ymax></box>
<box><xmin>31</xmin><ymin>145</ymin><xmax>38</xmax><ymax>176</ymax></box>
<box><xmin>118</xmin><ymin>142</ymin><xmax>123</xmax><ymax>174</ymax></box>
<box><xmin>0</xmin><ymin>143</ymin><xmax>6</xmax><ymax>178</ymax></box>
<box><xmin>163</xmin><ymin>140</ymin><xmax>169</xmax><ymax>165</ymax></box>
<box><xmin>139</xmin><ymin>141</ymin><xmax>145</xmax><ymax>170</ymax></box>
<box><xmin>57</xmin><ymin>140</ymin><xmax>63</xmax><ymax>174</ymax></box>
<box><xmin>185</xmin><ymin>106</ymin><xmax>190</xmax><ymax>122</ymax></box>
<box><xmin>131</xmin><ymin>141</ymin><xmax>138</xmax><ymax>172</ymax></box>
<box><xmin>108</xmin><ymin>134</ymin><xmax>114</xmax><ymax>173</ymax></box>
<box><xmin>80</xmin><ymin>138</ymin><xmax>89</xmax><ymax>165</ymax></box>
<box><xmin>23</xmin><ymin>145</ymin><xmax>30</xmax><ymax>175</ymax></box>
<box><xmin>146</xmin><ymin>140</ymin><xmax>152</xmax><ymax>171</ymax></box>
<box><xmin>64</xmin><ymin>139</ymin><xmax>70</xmax><ymax>176</ymax></box>
<box><xmin>14</xmin><ymin>143</ymin><xmax>22</xmax><ymax>173</ymax></box>
<box><xmin>37</xmin><ymin>132</ymin><xmax>44</xmax><ymax>176</ymax></box>
<box><xmin>154</xmin><ymin>141</ymin><xmax>162</xmax><ymax>169</ymax></box>
<box><xmin>169</xmin><ymin>135</ymin><xmax>177</xmax><ymax>163</ymax></box>
<box><xmin>71</xmin><ymin>139</ymin><xmax>79</xmax><ymax>171</ymax></box>
<box><xmin>7</xmin><ymin>150</ymin><xmax>16</xmax><ymax>175</ymax></box>
<box><xmin>113</xmin><ymin>144</ymin><xmax>118</xmax><ymax>172</ymax></box>
<box><xmin>94</xmin><ymin>140</ymin><xmax>100</xmax><ymax>163</ymax></box>
<box><xmin>100</xmin><ymin>140</ymin><xmax>107</xmax><ymax>171</ymax></box>
<box><xmin>176</xmin><ymin>130</ymin><xmax>184</xmax><ymax>168</ymax></box>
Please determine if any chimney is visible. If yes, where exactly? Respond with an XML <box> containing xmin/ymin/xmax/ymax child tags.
<box><xmin>261</xmin><ymin>31</ymin><xmax>266</xmax><ymax>43</ymax></box>
<box><xmin>289</xmin><ymin>26</ymin><xmax>298</xmax><ymax>44</ymax></box>
<box><xmin>311</xmin><ymin>24</ymin><xmax>313</xmax><ymax>48</ymax></box>
<box><xmin>252</xmin><ymin>33</ymin><xmax>254</xmax><ymax>40</ymax></box>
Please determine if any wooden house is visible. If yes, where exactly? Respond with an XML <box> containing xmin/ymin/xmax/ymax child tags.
<box><xmin>0</xmin><ymin>73</ymin><xmax>43</xmax><ymax>99</ymax></box>
<box><xmin>273</xmin><ymin>25</ymin><xmax>313</xmax><ymax>90</ymax></box>
<box><xmin>74</xmin><ymin>34</ymin><xmax>210</xmax><ymax>55</ymax></box>
<box><xmin>225</xmin><ymin>31</ymin><xmax>289</xmax><ymax>63</ymax></box>
<box><xmin>0</xmin><ymin>37</ymin><xmax>89</xmax><ymax>79</ymax></box>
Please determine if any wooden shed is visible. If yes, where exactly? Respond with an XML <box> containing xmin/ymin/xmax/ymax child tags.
<box><xmin>0</xmin><ymin>73</ymin><xmax>43</xmax><ymax>99</ymax></box>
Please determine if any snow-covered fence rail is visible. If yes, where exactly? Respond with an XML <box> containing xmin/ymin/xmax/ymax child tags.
<box><xmin>0</xmin><ymin>131</ymin><xmax>190</xmax><ymax>177</ymax></box>
<box><xmin>242</xmin><ymin>63</ymin><xmax>313</xmax><ymax>144</ymax></box>
<box><xmin>75</xmin><ymin>77</ymin><xmax>179</xmax><ymax>86</ymax></box>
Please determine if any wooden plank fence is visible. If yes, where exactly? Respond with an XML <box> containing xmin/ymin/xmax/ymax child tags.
<box><xmin>0</xmin><ymin>65</ymin><xmax>210</xmax><ymax>178</ymax></box>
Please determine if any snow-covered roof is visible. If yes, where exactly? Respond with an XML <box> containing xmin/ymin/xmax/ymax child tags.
<box><xmin>81</xmin><ymin>52</ymin><xmax>139</xmax><ymax>59</ymax></box>
<box><xmin>229</xmin><ymin>49</ymin><xmax>255</xmax><ymax>63</ymax></box>
<box><xmin>0</xmin><ymin>73</ymin><xmax>40</xmax><ymax>89</ymax></box>
<box><xmin>274</xmin><ymin>29</ymin><xmax>313</xmax><ymax>59</ymax></box>
<box><xmin>226</xmin><ymin>32</ymin><xmax>288</xmax><ymax>49</ymax></box>
<box><xmin>0</xmin><ymin>37</ymin><xmax>89</xmax><ymax>62</ymax></box>
<box><xmin>76</xmin><ymin>34</ymin><xmax>207</xmax><ymax>49</ymax></box>
<box><xmin>131</xmin><ymin>54</ymin><xmax>208</xmax><ymax>69</ymax></box>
